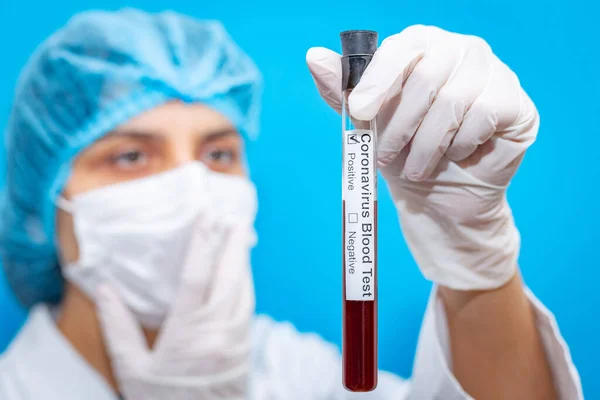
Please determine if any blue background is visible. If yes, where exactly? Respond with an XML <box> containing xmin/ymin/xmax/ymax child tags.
<box><xmin>0</xmin><ymin>0</ymin><xmax>598</xmax><ymax>397</ymax></box>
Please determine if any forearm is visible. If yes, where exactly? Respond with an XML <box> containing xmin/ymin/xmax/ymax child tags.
<box><xmin>438</xmin><ymin>273</ymin><xmax>557</xmax><ymax>400</ymax></box>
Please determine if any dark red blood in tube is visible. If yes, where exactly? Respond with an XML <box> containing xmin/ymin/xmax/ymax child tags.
<box><xmin>342</xmin><ymin>201</ymin><xmax>377</xmax><ymax>392</ymax></box>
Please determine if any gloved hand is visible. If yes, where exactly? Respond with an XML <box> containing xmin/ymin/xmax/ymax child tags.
<box><xmin>307</xmin><ymin>25</ymin><xmax>539</xmax><ymax>290</ymax></box>
<box><xmin>96</xmin><ymin>217</ymin><xmax>256</xmax><ymax>400</ymax></box>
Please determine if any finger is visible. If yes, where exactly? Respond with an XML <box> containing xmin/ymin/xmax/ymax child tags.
<box><xmin>446</xmin><ymin>57</ymin><xmax>522</xmax><ymax>162</ymax></box>
<box><xmin>376</xmin><ymin>46</ymin><xmax>459</xmax><ymax>166</ymax></box>
<box><xmin>96</xmin><ymin>284</ymin><xmax>149</xmax><ymax>373</ymax></box>
<box><xmin>348</xmin><ymin>25</ymin><xmax>429</xmax><ymax>121</ymax></box>
<box><xmin>444</xmin><ymin>97</ymin><xmax>498</xmax><ymax>162</ymax></box>
<box><xmin>456</xmin><ymin>94</ymin><xmax>534</xmax><ymax>188</ymax></box>
<box><xmin>404</xmin><ymin>39</ymin><xmax>493</xmax><ymax>180</ymax></box>
<box><xmin>379</xmin><ymin>146</ymin><xmax>410</xmax><ymax>186</ymax></box>
<box><xmin>306</xmin><ymin>47</ymin><xmax>343</xmax><ymax>113</ymax></box>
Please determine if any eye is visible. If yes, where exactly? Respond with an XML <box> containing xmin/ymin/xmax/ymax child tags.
<box><xmin>206</xmin><ymin>149</ymin><xmax>234</xmax><ymax>164</ymax></box>
<box><xmin>199</xmin><ymin>144</ymin><xmax>241</xmax><ymax>173</ymax></box>
<box><xmin>110</xmin><ymin>149</ymin><xmax>149</xmax><ymax>169</ymax></box>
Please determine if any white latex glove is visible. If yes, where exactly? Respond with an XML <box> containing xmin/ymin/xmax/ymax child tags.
<box><xmin>307</xmin><ymin>25</ymin><xmax>539</xmax><ymax>290</ymax></box>
<box><xmin>96</xmin><ymin>218</ymin><xmax>256</xmax><ymax>400</ymax></box>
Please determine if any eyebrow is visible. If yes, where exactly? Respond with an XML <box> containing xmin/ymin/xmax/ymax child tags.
<box><xmin>200</xmin><ymin>128</ymin><xmax>240</xmax><ymax>143</ymax></box>
<box><xmin>102</xmin><ymin>129</ymin><xmax>165</xmax><ymax>142</ymax></box>
<box><xmin>104</xmin><ymin>127</ymin><xmax>239</xmax><ymax>143</ymax></box>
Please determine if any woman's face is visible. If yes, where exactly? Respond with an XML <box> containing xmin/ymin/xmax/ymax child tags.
<box><xmin>57</xmin><ymin>101</ymin><xmax>245</xmax><ymax>264</ymax></box>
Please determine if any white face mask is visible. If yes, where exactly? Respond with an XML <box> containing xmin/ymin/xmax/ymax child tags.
<box><xmin>57</xmin><ymin>162</ymin><xmax>258</xmax><ymax>329</ymax></box>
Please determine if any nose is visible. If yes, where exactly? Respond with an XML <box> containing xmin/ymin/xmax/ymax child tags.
<box><xmin>170</xmin><ymin>133</ymin><xmax>198</xmax><ymax>168</ymax></box>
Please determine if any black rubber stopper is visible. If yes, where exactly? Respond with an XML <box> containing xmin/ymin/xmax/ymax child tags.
<box><xmin>341</xmin><ymin>30</ymin><xmax>378</xmax><ymax>91</ymax></box>
<box><xmin>340</xmin><ymin>30</ymin><xmax>378</xmax><ymax>56</ymax></box>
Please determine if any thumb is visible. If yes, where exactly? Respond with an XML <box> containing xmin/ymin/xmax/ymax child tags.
<box><xmin>96</xmin><ymin>284</ymin><xmax>150</xmax><ymax>376</ymax></box>
<box><xmin>306</xmin><ymin>47</ymin><xmax>343</xmax><ymax>113</ymax></box>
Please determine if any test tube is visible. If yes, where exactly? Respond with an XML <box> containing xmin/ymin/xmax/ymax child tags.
<box><xmin>341</xmin><ymin>30</ymin><xmax>378</xmax><ymax>392</ymax></box>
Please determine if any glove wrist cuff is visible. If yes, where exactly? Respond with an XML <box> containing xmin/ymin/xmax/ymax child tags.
<box><xmin>399</xmin><ymin>200</ymin><xmax>520</xmax><ymax>290</ymax></box>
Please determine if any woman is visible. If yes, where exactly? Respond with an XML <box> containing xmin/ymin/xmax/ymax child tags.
<box><xmin>0</xmin><ymin>9</ymin><xmax>582</xmax><ymax>399</ymax></box>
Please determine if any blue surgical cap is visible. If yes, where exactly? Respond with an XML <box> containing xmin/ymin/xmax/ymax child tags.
<box><xmin>0</xmin><ymin>9</ymin><xmax>262</xmax><ymax>307</ymax></box>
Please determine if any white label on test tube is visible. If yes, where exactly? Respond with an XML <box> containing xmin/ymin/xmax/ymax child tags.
<box><xmin>343</xmin><ymin>129</ymin><xmax>376</xmax><ymax>301</ymax></box>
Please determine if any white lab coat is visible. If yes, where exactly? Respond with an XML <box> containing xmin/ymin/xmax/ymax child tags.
<box><xmin>0</xmin><ymin>287</ymin><xmax>583</xmax><ymax>399</ymax></box>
